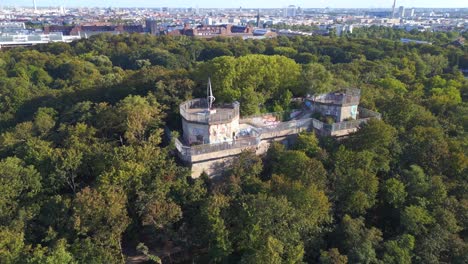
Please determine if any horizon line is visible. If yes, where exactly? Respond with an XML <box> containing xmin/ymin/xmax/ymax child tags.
<box><xmin>1</xmin><ymin>5</ymin><xmax>468</xmax><ymax>9</ymax></box>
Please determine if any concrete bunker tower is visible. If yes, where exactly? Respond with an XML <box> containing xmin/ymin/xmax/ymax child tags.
<box><xmin>180</xmin><ymin>78</ymin><xmax>240</xmax><ymax>145</ymax></box>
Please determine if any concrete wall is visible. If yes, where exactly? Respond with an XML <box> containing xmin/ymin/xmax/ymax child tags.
<box><xmin>331</xmin><ymin>127</ymin><xmax>358</xmax><ymax>137</ymax></box>
<box><xmin>189</xmin><ymin>135</ymin><xmax>291</xmax><ymax>178</ymax></box>
<box><xmin>208</xmin><ymin>116</ymin><xmax>240</xmax><ymax>143</ymax></box>
<box><xmin>182</xmin><ymin>116</ymin><xmax>240</xmax><ymax>145</ymax></box>
<box><xmin>182</xmin><ymin>120</ymin><xmax>209</xmax><ymax>144</ymax></box>
<box><xmin>306</xmin><ymin>101</ymin><xmax>359</xmax><ymax>122</ymax></box>
<box><xmin>338</xmin><ymin>105</ymin><xmax>358</xmax><ymax>121</ymax></box>
<box><xmin>191</xmin><ymin>157</ymin><xmax>232</xmax><ymax>178</ymax></box>
<box><xmin>310</xmin><ymin>103</ymin><xmax>340</xmax><ymax>121</ymax></box>
<box><xmin>260</xmin><ymin>127</ymin><xmax>307</xmax><ymax>140</ymax></box>
<box><xmin>190</xmin><ymin>145</ymin><xmax>256</xmax><ymax>178</ymax></box>
<box><xmin>240</xmin><ymin>114</ymin><xmax>281</xmax><ymax>127</ymax></box>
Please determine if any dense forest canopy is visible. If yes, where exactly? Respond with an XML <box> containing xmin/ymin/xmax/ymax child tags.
<box><xmin>0</xmin><ymin>28</ymin><xmax>466</xmax><ymax>263</ymax></box>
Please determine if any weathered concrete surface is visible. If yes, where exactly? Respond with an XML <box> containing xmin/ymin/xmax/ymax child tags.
<box><xmin>189</xmin><ymin>136</ymin><xmax>291</xmax><ymax>178</ymax></box>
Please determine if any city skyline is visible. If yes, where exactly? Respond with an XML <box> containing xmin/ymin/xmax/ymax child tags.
<box><xmin>0</xmin><ymin>0</ymin><xmax>466</xmax><ymax>9</ymax></box>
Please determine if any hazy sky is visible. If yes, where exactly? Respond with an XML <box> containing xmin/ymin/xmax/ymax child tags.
<box><xmin>2</xmin><ymin>0</ymin><xmax>466</xmax><ymax>8</ymax></box>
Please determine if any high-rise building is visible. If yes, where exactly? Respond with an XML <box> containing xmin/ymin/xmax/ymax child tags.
<box><xmin>204</xmin><ymin>17</ymin><xmax>213</xmax><ymax>25</ymax></box>
<box><xmin>256</xmin><ymin>9</ymin><xmax>261</xmax><ymax>28</ymax></box>
<box><xmin>399</xmin><ymin>6</ymin><xmax>405</xmax><ymax>18</ymax></box>
<box><xmin>286</xmin><ymin>5</ymin><xmax>296</xmax><ymax>17</ymax></box>
<box><xmin>145</xmin><ymin>19</ymin><xmax>159</xmax><ymax>35</ymax></box>
<box><xmin>403</xmin><ymin>8</ymin><xmax>414</xmax><ymax>18</ymax></box>
<box><xmin>335</xmin><ymin>24</ymin><xmax>353</xmax><ymax>36</ymax></box>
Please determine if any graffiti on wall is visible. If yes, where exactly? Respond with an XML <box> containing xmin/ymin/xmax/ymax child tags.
<box><xmin>262</xmin><ymin>115</ymin><xmax>280</xmax><ymax>128</ymax></box>
<box><xmin>351</xmin><ymin>105</ymin><xmax>358</xmax><ymax>119</ymax></box>
<box><xmin>209</xmin><ymin>123</ymin><xmax>233</xmax><ymax>143</ymax></box>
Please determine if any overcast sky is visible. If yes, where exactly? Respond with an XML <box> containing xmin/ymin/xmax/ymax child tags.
<box><xmin>2</xmin><ymin>0</ymin><xmax>466</xmax><ymax>8</ymax></box>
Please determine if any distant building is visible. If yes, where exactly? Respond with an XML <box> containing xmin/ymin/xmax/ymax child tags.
<box><xmin>145</xmin><ymin>19</ymin><xmax>159</xmax><ymax>35</ymax></box>
<box><xmin>0</xmin><ymin>22</ymin><xmax>26</xmax><ymax>34</ymax></box>
<box><xmin>276</xmin><ymin>29</ymin><xmax>312</xmax><ymax>37</ymax></box>
<box><xmin>204</xmin><ymin>17</ymin><xmax>213</xmax><ymax>25</ymax></box>
<box><xmin>400</xmin><ymin>38</ymin><xmax>432</xmax><ymax>45</ymax></box>
<box><xmin>253</xmin><ymin>29</ymin><xmax>277</xmax><ymax>37</ymax></box>
<box><xmin>256</xmin><ymin>9</ymin><xmax>261</xmax><ymax>28</ymax></box>
<box><xmin>286</xmin><ymin>5</ymin><xmax>297</xmax><ymax>17</ymax></box>
<box><xmin>399</xmin><ymin>6</ymin><xmax>405</xmax><ymax>18</ymax></box>
<box><xmin>367</xmin><ymin>11</ymin><xmax>392</xmax><ymax>18</ymax></box>
<box><xmin>335</xmin><ymin>24</ymin><xmax>353</xmax><ymax>36</ymax></box>
<box><xmin>0</xmin><ymin>33</ymin><xmax>80</xmax><ymax>49</ymax></box>
<box><xmin>166</xmin><ymin>24</ymin><xmax>254</xmax><ymax>38</ymax></box>
<box><xmin>44</xmin><ymin>24</ymin><xmax>144</xmax><ymax>37</ymax></box>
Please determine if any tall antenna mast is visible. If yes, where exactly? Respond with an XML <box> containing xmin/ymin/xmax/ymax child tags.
<box><xmin>33</xmin><ymin>0</ymin><xmax>37</xmax><ymax>12</ymax></box>
<box><xmin>207</xmin><ymin>77</ymin><xmax>215</xmax><ymax>110</ymax></box>
<box><xmin>391</xmin><ymin>0</ymin><xmax>396</xmax><ymax>18</ymax></box>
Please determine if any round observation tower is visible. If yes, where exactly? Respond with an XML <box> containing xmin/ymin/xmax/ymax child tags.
<box><xmin>180</xmin><ymin>79</ymin><xmax>240</xmax><ymax>145</ymax></box>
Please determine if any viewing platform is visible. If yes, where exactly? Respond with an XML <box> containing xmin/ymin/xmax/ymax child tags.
<box><xmin>308</xmin><ymin>88</ymin><xmax>361</xmax><ymax>106</ymax></box>
<box><xmin>179</xmin><ymin>98</ymin><xmax>240</xmax><ymax>125</ymax></box>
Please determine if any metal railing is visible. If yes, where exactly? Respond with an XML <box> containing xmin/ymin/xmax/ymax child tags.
<box><xmin>175</xmin><ymin>138</ymin><xmax>192</xmax><ymax>162</ymax></box>
<box><xmin>179</xmin><ymin>98</ymin><xmax>240</xmax><ymax>124</ymax></box>
<box><xmin>320</xmin><ymin>107</ymin><xmax>380</xmax><ymax>132</ymax></box>
<box><xmin>175</xmin><ymin>136</ymin><xmax>258</xmax><ymax>160</ymax></box>
<box><xmin>329</xmin><ymin>119</ymin><xmax>366</xmax><ymax>132</ymax></box>
<box><xmin>258</xmin><ymin>118</ymin><xmax>314</xmax><ymax>134</ymax></box>
<box><xmin>241</xmin><ymin>110</ymin><xmax>301</xmax><ymax>122</ymax></box>
<box><xmin>175</xmin><ymin>107</ymin><xmax>380</xmax><ymax>159</ymax></box>
<box><xmin>309</xmin><ymin>89</ymin><xmax>361</xmax><ymax>106</ymax></box>
<box><xmin>312</xmin><ymin>119</ymin><xmax>325</xmax><ymax>130</ymax></box>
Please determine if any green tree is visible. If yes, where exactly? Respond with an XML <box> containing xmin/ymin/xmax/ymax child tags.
<box><xmin>337</xmin><ymin>215</ymin><xmax>382</xmax><ymax>264</ymax></box>
<box><xmin>381</xmin><ymin>178</ymin><xmax>407</xmax><ymax>208</ymax></box>
<box><xmin>0</xmin><ymin>157</ymin><xmax>41</xmax><ymax>224</ymax></box>
<box><xmin>0</xmin><ymin>227</ymin><xmax>25</xmax><ymax>263</ymax></box>
<box><xmin>300</xmin><ymin>63</ymin><xmax>333</xmax><ymax>95</ymax></box>
<box><xmin>270</xmin><ymin>174</ymin><xmax>331</xmax><ymax>231</ymax></box>
<box><xmin>198</xmin><ymin>194</ymin><xmax>232</xmax><ymax>262</ymax></box>
<box><xmin>73</xmin><ymin>187</ymin><xmax>130</xmax><ymax>263</ymax></box>
<box><xmin>320</xmin><ymin>248</ymin><xmax>348</xmax><ymax>264</ymax></box>
<box><xmin>33</xmin><ymin>107</ymin><xmax>57</xmax><ymax>136</ymax></box>
<box><xmin>401</xmin><ymin>205</ymin><xmax>434</xmax><ymax>235</ymax></box>
<box><xmin>28</xmin><ymin>239</ymin><xmax>76</xmax><ymax>264</ymax></box>
<box><xmin>196</xmin><ymin>54</ymin><xmax>301</xmax><ymax>114</ymax></box>
<box><xmin>115</xmin><ymin>94</ymin><xmax>164</xmax><ymax>144</ymax></box>
<box><xmin>273</xmin><ymin>150</ymin><xmax>328</xmax><ymax>189</ymax></box>
<box><xmin>348</xmin><ymin>119</ymin><xmax>398</xmax><ymax>172</ymax></box>
<box><xmin>292</xmin><ymin>131</ymin><xmax>320</xmax><ymax>158</ymax></box>
<box><xmin>376</xmin><ymin>77</ymin><xmax>408</xmax><ymax>94</ymax></box>
<box><xmin>404</xmin><ymin>126</ymin><xmax>449</xmax><ymax>174</ymax></box>
<box><xmin>382</xmin><ymin>234</ymin><xmax>415</xmax><ymax>264</ymax></box>
<box><xmin>234</xmin><ymin>194</ymin><xmax>305</xmax><ymax>264</ymax></box>
<box><xmin>333</xmin><ymin>147</ymin><xmax>379</xmax><ymax>215</ymax></box>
